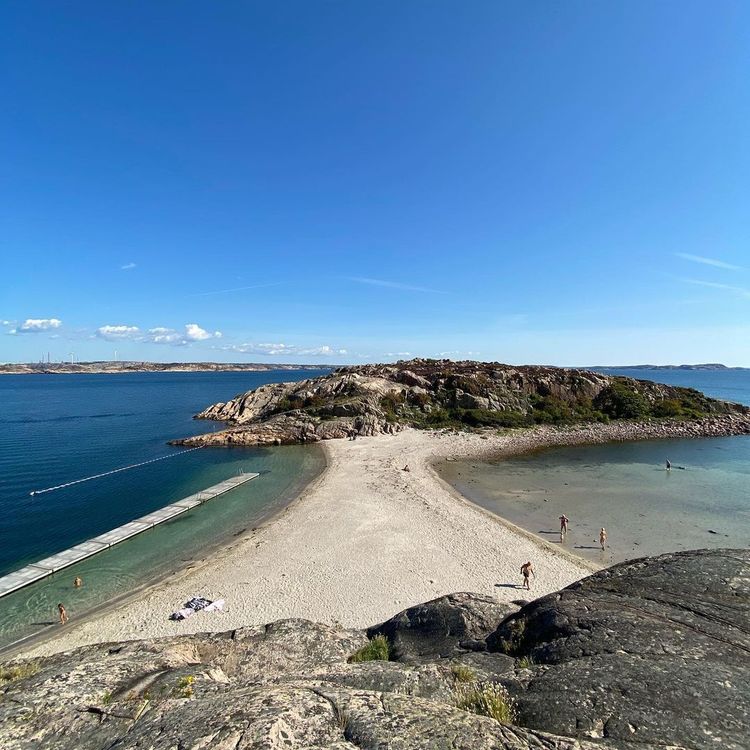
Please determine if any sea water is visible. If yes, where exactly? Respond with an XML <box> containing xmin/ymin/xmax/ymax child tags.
<box><xmin>439</xmin><ymin>369</ymin><xmax>750</xmax><ymax>567</ymax></box>
<box><xmin>0</xmin><ymin>370</ymin><xmax>328</xmax><ymax>649</ymax></box>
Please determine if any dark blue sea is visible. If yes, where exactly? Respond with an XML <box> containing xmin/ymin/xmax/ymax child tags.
<box><xmin>0</xmin><ymin>370</ymin><xmax>328</xmax><ymax>648</ymax></box>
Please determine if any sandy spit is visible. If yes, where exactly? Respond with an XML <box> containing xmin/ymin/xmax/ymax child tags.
<box><xmin>22</xmin><ymin>428</ymin><xmax>597</xmax><ymax>658</ymax></box>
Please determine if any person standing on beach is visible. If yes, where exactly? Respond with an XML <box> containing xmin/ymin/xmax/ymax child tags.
<box><xmin>521</xmin><ymin>561</ymin><xmax>535</xmax><ymax>590</ymax></box>
<box><xmin>666</xmin><ymin>459</ymin><xmax>671</xmax><ymax>471</ymax></box>
<box><xmin>599</xmin><ymin>527</ymin><xmax>607</xmax><ymax>550</ymax></box>
<box><xmin>559</xmin><ymin>514</ymin><xmax>569</xmax><ymax>540</ymax></box>
<box><xmin>58</xmin><ymin>603</ymin><xmax>68</xmax><ymax>625</ymax></box>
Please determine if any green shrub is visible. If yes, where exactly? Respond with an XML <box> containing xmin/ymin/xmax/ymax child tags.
<box><xmin>459</xmin><ymin>409</ymin><xmax>531</xmax><ymax>428</ymax></box>
<box><xmin>349</xmin><ymin>634</ymin><xmax>390</xmax><ymax>663</ymax></box>
<box><xmin>594</xmin><ymin>380</ymin><xmax>650</xmax><ymax>419</ymax></box>
<box><xmin>454</xmin><ymin>681</ymin><xmax>516</xmax><ymax>724</ymax></box>
<box><xmin>652</xmin><ymin>398</ymin><xmax>684</xmax><ymax>417</ymax></box>
<box><xmin>408</xmin><ymin>390</ymin><xmax>432</xmax><ymax>409</ymax></box>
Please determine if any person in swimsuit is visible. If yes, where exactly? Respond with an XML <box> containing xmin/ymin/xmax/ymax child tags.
<box><xmin>666</xmin><ymin>459</ymin><xmax>671</xmax><ymax>471</ymax></box>
<box><xmin>58</xmin><ymin>603</ymin><xmax>68</xmax><ymax>625</ymax></box>
<box><xmin>559</xmin><ymin>514</ymin><xmax>569</xmax><ymax>540</ymax></box>
<box><xmin>599</xmin><ymin>527</ymin><xmax>607</xmax><ymax>550</ymax></box>
<box><xmin>73</xmin><ymin>576</ymin><xmax>82</xmax><ymax>588</ymax></box>
<box><xmin>521</xmin><ymin>561</ymin><xmax>535</xmax><ymax>590</ymax></box>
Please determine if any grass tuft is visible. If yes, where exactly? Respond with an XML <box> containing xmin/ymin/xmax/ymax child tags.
<box><xmin>348</xmin><ymin>634</ymin><xmax>390</xmax><ymax>663</ymax></box>
<box><xmin>454</xmin><ymin>681</ymin><xmax>516</xmax><ymax>724</ymax></box>
<box><xmin>0</xmin><ymin>662</ymin><xmax>40</xmax><ymax>685</ymax></box>
<box><xmin>450</xmin><ymin>663</ymin><xmax>476</xmax><ymax>683</ymax></box>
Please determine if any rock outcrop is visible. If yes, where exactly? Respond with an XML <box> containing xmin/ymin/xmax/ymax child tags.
<box><xmin>171</xmin><ymin>358</ymin><xmax>750</xmax><ymax>446</ymax></box>
<box><xmin>1</xmin><ymin>550</ymin><xmax>747</xmax><ymax>749</ymax></box>
<box><xmin>486</xmin><ymin>548</ymin><xmax>750</xmax><ymax>749</ymax></box>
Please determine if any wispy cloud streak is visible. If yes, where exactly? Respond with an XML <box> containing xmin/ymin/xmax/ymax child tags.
<box><xmin>674</xmin><ymin>253</ymin><xmax>744</xmax><ymax>271</ymax></box>
<box><xmin>347</xmin><ymin>277</ymin><xmax>446</xmax><ymax>294</ymax></box>
<box><xmin>189</xmin><ymin>281</ymin><xmax>288</xmax><ymax>297</ymax></box>
<box><xmin>680</xmin><ymin>278</ymin><xmax>750</xmax><ymax>299</ymax></box>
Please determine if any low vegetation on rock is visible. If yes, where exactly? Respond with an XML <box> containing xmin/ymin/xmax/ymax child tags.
<box><xmin>348</xmin><ymin>634</ymin><xmax>390</xmax><ymax>663</ymax></box>
<box><xmin>172</xmin><ymin>359</ymin><xmax>750</xmax><ymax>447</ymax></box>
<box><xmin>453</xmin><ymin>681</ymin><xmax>516</xmax><ymax>724</ymax></box>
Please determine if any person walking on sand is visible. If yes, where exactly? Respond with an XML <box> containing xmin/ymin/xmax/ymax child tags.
<box><xmin>73</xmin><ymin>576</ymin><xmax>82</xmax><ymax>588</ymax></box>
<box><xmin>599</xmin><ymin>527</ymin><xmax>607</xmax><ymax>551</ymax></box>
<box><xmin>521</xmin><ymin>561</ymin><xmax>535</xmax><ymax>590</ymax></box>
<box><xmin>58</xmin><ymin>603</ymin><xmax>68</xmax><ymax>625</ymax></box>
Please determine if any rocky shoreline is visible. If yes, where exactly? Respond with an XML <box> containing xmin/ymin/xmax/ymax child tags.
<box><xmin>173</xmin><ymin>412</ymin><xmax>750</xmax><ymax>450</ymax></box>
<box><xmin>170</xmin><ymin>359</ymin><xmax>750</xmax><ymax>448</ymax></box>
<box><xmin>2</xmin><ymin>549</ymin><xmax>747</xmax><ymax>749</ymax></box>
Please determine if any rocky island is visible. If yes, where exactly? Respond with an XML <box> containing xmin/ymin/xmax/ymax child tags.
<box><xmin>172</xmin><ymin>359</ymin><xmax>750</xmax><ymax>447</ymax></box>
<box><xmin>2</xmin><ymin>549</ymin><xmax>747</xmax><ymax>749</ymax></box>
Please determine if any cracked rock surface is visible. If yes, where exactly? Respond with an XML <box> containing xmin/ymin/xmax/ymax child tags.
<box><xmin>0</xmin><ymin>550</ymin><xmax>746</xmax><ymax>749</ymax></box>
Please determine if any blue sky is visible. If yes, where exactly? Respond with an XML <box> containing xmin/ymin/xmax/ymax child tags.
<box><xmin>2</xmin><ymin>2</ymin><xmax>749</xmax><ymax>365</ymax></box>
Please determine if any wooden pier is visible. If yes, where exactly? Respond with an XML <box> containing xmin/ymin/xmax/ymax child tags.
<box><xmin>0</xmin><ymin>472</ymin><xmax>259</xmax><ymax>599</ymax></box>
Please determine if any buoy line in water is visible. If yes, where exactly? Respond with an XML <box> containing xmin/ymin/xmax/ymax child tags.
<box><xmin>28</xmin><ymin>447</ymin><xmax>203</xmax><ymax>496</ymax></box>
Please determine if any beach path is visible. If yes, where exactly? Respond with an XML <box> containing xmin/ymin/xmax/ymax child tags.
<box><xmin>23</xmin><ymin>429</ymin><xmax>591</xmax><ymax>657</ymax></box>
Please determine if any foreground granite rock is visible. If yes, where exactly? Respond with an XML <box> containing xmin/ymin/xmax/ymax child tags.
<box><xmin>171</xmin><ymin>358</ymin><xmax>750</xmax><ymax>446</ymax></box>
<box><xmin>1</xmin><ymin>550</ymin><xmax>747</xmax><ymax>749</ymax></box>
<box><xmin>489</xmin><ymin>549</ymin><xmax>750</xmax><ymax>749</ymax></box>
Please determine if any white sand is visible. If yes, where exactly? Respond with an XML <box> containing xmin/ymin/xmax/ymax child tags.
<box><xmin>23</xmin><ymin>429</ymin><xmax>593</xmax><ymax>658</ymax></box>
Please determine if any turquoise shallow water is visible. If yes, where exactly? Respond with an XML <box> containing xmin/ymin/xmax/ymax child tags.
<box><xmin>0</xmin><ymin>371</ymin><xmax>327</xmax><ymax>649</ymax></box>
<box><xmin>439</xmin><ymin>369</ymin><xmax>750</xmax><ymax>567</ymax></box>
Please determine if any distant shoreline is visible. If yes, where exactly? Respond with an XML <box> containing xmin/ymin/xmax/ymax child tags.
<box><xmin>588</xmin><ymin>363</ymin><xmax>749</xmax><ymax>371</ymax></box>
<box><xmin>0</xmin><ymin>362</ymin><xmax>334</xmax><ymax>375</ymax></box>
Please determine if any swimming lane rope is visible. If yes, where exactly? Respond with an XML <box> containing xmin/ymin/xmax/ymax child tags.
<box><xmin>29</xmin><ymin>447</ymin><xmax>203</xmax><ymax>496</ymax></box>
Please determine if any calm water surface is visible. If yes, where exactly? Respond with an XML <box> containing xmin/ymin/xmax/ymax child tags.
<box><xmin>0</xmin><ymin>370</ymin><xmax>328</xmax><ymax>649</ymax></box>
<box><xmin>439</xmin><ymin>369</ymin><xmax>750</xmax><ymax>567</ymax></box>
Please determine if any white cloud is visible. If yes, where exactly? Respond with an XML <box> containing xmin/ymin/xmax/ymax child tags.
<box><xmin>299</xmin><ymin>345</ymin><xmax>348</xmax><ymax>356</ymax></box>
<box><xmin>93</xmin><ymin>322</ymin><xmax>222</xmax><ymax>346</ymax></box>
<box><xmin>147</xmin><ymin>327</ymin><xmax>184</xmax><ymax>345</ymax></box>
<box><xmin>185</xmin><ymin>323</ymin><xmax>219</xmax><ymax>341</ymax></box>
<box><xmin>120</xmin><ymin>262</ymin><xmax>137</xmax><ymax>270</ymax></box>
<box><xmin>1</xmin><ymin>320</ymin><xmax>10</xmax><ymax>326</ymax></box>
<box><xmin>146</xmin><ymin>324</ymin><xmax>222</xmax><ymax>346</ymax></box>
<box><xmin>97</xmin><ymin>325</ymin><xmax>141</xmax><ymax>341</ymax></box>
<box><xmin>225</xmin><ymin>342</ymin><xmax>347</xmax><ymax>357</ymax></box>
<box><xmin>385</xmin><ymin>352</ymin><xmax>412</xmax><ymax>357</ymax></box>
<box><xmin>14</xmin><ymin>318</ymin><xmax>62</xmax><ymax>333</ymax></box>
<box><xmin>674</xmin><ymin>253</ymin><xmax>743</xmax><ymax>271</ymax></box>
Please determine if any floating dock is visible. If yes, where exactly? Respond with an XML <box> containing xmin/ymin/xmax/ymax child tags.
<box><xmin>0</xmin><ymin>472</ymin><xmax>259</xmax><ymax>599</ymax></box>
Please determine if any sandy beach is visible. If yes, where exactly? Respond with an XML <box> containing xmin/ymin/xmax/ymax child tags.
<box><xmin>21</xmin><ymin>428</ymin><xmax>595</xmax><ymax>658</ymax></box>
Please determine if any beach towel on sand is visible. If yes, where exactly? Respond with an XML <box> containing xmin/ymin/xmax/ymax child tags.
<box><xmin>169</xmin><ymin>596</ymin><xmax>224</xmax><ymax>620</ymax></box>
